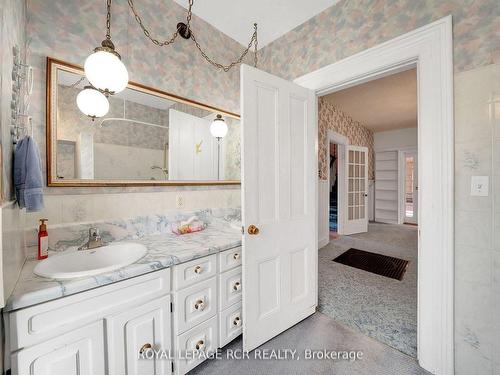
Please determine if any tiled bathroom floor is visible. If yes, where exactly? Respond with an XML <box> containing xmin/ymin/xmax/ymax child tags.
<box><xmin>191</xmin><ymin>312</ymin><xmax>428</xmax><ymax>375</ymax></box>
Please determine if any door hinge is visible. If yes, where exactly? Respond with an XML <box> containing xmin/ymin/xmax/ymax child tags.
<box><xmin>241</xmin><ymin>226</ymin><xmax>244</xmax><ymax>235</ymax></box>
<box><xmin>171</xmin><ymin>361</ymin><xmax>175</xmax><ymax>373</ymax></box>
<box><xmin>170</xmin><ymin>302</ymin><xmax>173</xmax><ymax>313</ymax></box>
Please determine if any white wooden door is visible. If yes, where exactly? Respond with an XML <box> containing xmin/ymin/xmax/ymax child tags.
<box><xmin>168</xmin><ymin>109</ymin><xmax>219</xmax><ymax>180</ymax></box>
<box><xmin>343</xmin><ymin>146</ymin><xmax>369</xmax><ymax>235</ymax></box>
<box><xmin>12</xmin><ymin>321</ymin><xmax>105</xmax><ymax>375</ymax></box>
<box><xmin>106</xmin><ymin>296</ymin><xmax>172</xmax><ymax>375</ymax></box>
<box><xmin>241</xmin><ymin>64</ymin><xmax>317</xmax><ymax>351</ymax></box>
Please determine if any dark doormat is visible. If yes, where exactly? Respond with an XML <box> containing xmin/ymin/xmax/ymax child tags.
<box><xmin>333</xmin><ymin>248</ymin><xmax>409</xmax><ymax>281</ymax></box>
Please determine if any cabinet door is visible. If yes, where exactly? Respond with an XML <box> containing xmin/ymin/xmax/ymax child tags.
<box><xmin>106</xmin><ymin>296</ymin><xmax>172</xmax><ymax>375</ymax></box>
<box><xmin>12</xmin><ymin>321</ymin><xmax>105</xmax><ymax>375</ymax></box>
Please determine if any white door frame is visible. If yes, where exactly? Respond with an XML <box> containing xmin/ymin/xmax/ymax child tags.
<box><xmin>295</xmin><ymin>16</ymin><xmax>454</xmax><ymax>375</ymax></box>
<box><xmin>326</xmin><ymin>131</ymin><xmax>348</xmax><ymax>238</ymax></box>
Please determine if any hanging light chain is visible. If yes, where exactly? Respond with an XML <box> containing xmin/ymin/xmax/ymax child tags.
<box><xmin>127</xmin><ymin>0</ymin><xmax>180</xmax><ymax>46</ymax></box>
<box><xmin>190</xmin><ymin>23</ymin><xmax>258</xmax><ymax>72</ymax></box>
<box><xmin>126</xmin><ymin>0</ymin><xmax>258</xmax><ymax>71</ymax></box>
<box><xmin>106</xmin><ymin>0</ymin><xmax>112</xmax><ymax>40</ymax></box>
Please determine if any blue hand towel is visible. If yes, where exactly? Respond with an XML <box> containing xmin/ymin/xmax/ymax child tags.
<box><xmin>14</xmin><ymin>136</ymin><xmax>44</xmax><ymax>212</ymax></box>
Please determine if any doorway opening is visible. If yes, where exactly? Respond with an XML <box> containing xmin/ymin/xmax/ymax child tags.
<box><xmin>329</xmin><ymin>143</ymin><xmax>338</xmax><ymax>238</ymax></box>
<box><xmin>316</xmin><ymin>68</ymin><xmax>419</xmax><ymax>358</ymax></box>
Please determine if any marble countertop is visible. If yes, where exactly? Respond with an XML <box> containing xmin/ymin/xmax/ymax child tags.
<box><xmin>6</xmin><ymin>220</ymin><xmax>242</xmax><ymax>312</ymax></box>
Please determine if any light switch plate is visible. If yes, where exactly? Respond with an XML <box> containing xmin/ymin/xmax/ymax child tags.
<box><xmin>470</xmin><ymin>176</ymin><xmax>489</xmax><ymax>196</ymax></box>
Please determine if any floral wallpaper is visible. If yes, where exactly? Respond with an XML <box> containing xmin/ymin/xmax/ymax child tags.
<box><xmin>318</xmin><ymin>98</ymin><xmax>374</xmax><ymax>180</ymax></box>
<box><xmin>259</xmin><ymin>0</ymin><xmax>499</xmax><ymax>79</ymax></box>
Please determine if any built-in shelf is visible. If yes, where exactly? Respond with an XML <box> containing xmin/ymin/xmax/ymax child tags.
<box><xmin>375</xmin><ymin>150</ymin><xmax>399</xmax><ymax>224</ymax></box>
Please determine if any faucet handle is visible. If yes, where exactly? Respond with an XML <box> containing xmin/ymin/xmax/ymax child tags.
<box><xmin>89</xmin><ymin>227</ymin><xmax>100</xmax><ymax>238</ymax></box>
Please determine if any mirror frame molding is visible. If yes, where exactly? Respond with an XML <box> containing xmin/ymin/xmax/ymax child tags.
<box><xmin>46</xmin><ymin>57</ymin><xmax>241</xmax><ymax>187</ymax></box>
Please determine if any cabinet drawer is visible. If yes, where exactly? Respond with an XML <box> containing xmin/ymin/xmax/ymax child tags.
<box><xmin>10</xmin><ymin>269</ymin><xmax>171</xmax><ymax>350</ymax></box>
<box><xmin>12</xmin><ymin>321</ymin><xmax>105</xmax><ymax>375</ymax></box>
<box><xmin>218</xmin><ymin>247</ymin><xmax>242</xmax><ymax>273</ymax></box>
<box><xmin>219</xmin><ymin>302</ymin><xmax>242</xmax><ymax>348</ymax></box>
<box><xmin>173</xmin><ymin>254</ymin><xmax>216</xmax><ymax>290</ymax></box>
<box><xmin>175</xmin><ymin>316</ymin><xmax>217</xmax><ymax>375</ymax></box>
<box><xmin>174</xmin><ymin>277</ymin><xmax>217</xmax><ymax>334</ymax></box>
<box><xmin>219</xmin><ymin>266</ymin><xmax>242</xmax><ymax>311</ymax></box>
<box><xmin>106</xmin><ymin>296</ymin><xmax>172</xmax><ymax>375</ymax></box>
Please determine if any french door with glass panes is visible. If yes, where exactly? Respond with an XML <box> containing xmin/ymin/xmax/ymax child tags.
<box><xmin>343</xmin><ymin>146</ymin><xmax>368</xmax><ymax>234</ymax></box>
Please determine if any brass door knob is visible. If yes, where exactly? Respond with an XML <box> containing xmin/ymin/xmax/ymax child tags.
<box><xmin>233</xmin><ymin>316</ymin><xmax>241</xmax><ymax>326</ymax></box>
<box><xmin>247</xmin><ymin>225</ymin><xmax>260</xmax><ymax>235</ymax></box>
<box><xmin>139</xmin><ymin>343</ymin><xmax>152</xmax><ymax>354</ymax></box>
<box><xmin>233</xmin><ymin>252</ymin><xmax>240</xmax><ymax>260</ymax></box>
<box><xmin>194</xmin><ymin>265</ymin><xmax>203</xmax><ymax>274</ymax></box>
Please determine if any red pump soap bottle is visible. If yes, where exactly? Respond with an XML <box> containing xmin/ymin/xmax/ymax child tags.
<box><xmin>38</xmin><ymin>219</ymin><xmax>49</xmax><ymax>260</ymax></box>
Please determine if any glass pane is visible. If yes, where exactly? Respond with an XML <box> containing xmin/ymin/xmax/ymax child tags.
<box><xmin>349</xmin><ymin>164</ymin><xmax>354</xmax><ymax>177</ymax></box>
<box><xmin>355</xmin><ymin>165</ymin><xmax>360</xmax><ymax>178</ymax></box>
<box><xmin>354</xmin><ymin>206</ymin><xmax>360</xmax><ymax>219</ymax></box>
<box><xmin>360</xmin><ymin>165</ymin><xmax>365</xmax><ymax>177</ymax></box>
<box><xmin>355</xmin><ymin>151</ymin><xmax>360</xmax><ymax>163</ymax></box>
<box><xmin>355</xmin><ymin>179</ymin><xmax>359</xmax><ymax>191</ymax></box>
<box><xmin>349</xmin><ymin>178</ymin><xmax>354</xmax><ymax>191</ymax></box>
<box><xmin>349</xmin><ymin>207</ymin><xmax>354</xmax><ymax>220</ymax></box>
<box><xmin>360</xmin><ymin>152</ymin><xmax>365</xmax><ymax>163</ymax></box>
<box><xmin>349</xmin><ymin>150</ymin><xmax>354</xmax><ymax>163</ymax></box>
<box><xmin>360</xmin><ymin>178</ymin><xmax>365</xmax><ymax>191</ymax></box>
<box><xmin>359</xmin><ymin>206</ymin><xmax>365</xmax><ymax>219</ymax></box>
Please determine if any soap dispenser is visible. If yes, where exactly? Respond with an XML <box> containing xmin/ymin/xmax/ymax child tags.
<box><xmin>38</xmin><ymin>219</ymin><xmax>49</xmax><ymax>260</ymax></box>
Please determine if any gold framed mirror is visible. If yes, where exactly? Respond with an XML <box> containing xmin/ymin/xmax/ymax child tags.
<box><xmin>46</xmin><ymin>57</ymin><xmax>241</xmax><ymax>187</ymax></box>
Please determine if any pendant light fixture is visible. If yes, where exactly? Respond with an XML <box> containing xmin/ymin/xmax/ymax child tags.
<box><xmin>210</xmin><ymin>114</ymin><xmax>228</xmax><ymax>139</ymax></box>
<box><xmin>84</xmin><ymin>0</ymin><xmax>128</xmax><ymax>96</ymax></box>
<box><xmin>76</xmin><ymin>86</ymin><xmax>110</xmax><ymax>119</ymax></box>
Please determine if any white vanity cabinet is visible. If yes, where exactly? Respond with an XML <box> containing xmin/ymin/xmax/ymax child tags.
<box><xmin>7</xmin><ymin>246</ymin><xmax>243</xmax><ymax>375</ymax></box>
<box><xmin>106</xmin><ymin>296</ymin><xmax>172</xmax><ymax>375</ymax></box>
<box><xmin>12</xmin><ymin>321</ymin><xmax>105</xmax><ymax>375</ymax></box>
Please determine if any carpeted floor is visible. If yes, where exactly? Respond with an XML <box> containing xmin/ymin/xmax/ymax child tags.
<box><xmin>318</xmin><ymin>222</ymin><xmax>418</xmax><ymax>357</ymax></box>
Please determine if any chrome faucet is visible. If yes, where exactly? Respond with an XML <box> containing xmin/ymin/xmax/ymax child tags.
<box><xmin>78</xmin><ymin>228</ymin><xmax>106</xmax><ymax>250</ymax></box>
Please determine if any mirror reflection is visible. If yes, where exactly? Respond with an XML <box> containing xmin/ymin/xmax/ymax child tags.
<box><xmin>52</xmin><ymin>66</ymin><xmax>240</xmax><ymax>183</ymax></box>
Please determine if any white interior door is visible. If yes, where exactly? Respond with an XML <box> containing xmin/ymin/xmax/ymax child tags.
<box><xmin>241</xmin><ymin>64</ymin><xmax>317</xmax><ymax>351</ymax></box>
<box><xmin>343</xmin><ymin>146</ymin><xmax>368</xmax><ymax>235</ymax></box>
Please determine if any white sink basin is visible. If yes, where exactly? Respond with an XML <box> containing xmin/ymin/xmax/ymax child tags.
<box><xmin>33</xmin><ymin>242</ymin><xmax>147</xmax><ymax>280</ymax></box>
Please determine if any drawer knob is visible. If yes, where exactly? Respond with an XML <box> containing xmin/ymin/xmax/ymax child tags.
<box><xmin>139</xmin><ymin>343</ymin><xmax>152</xmax><ymax>354</ymax></box>
<box><xmin>194</xmin><ymin>299</ymin><xmax>206</xmax><ymax>311</ymax></box>
<box><xmin>194</xmin><ymin>265</ymin><xmax>203</xmax><ymax>274</ymax></box>
<box><xmin>233</xmin><ymin>253</ymin><xmax>240</xmax><ymax>260</ymax></box>
<box><xmin>195</xmin><ymin>340</ymin><xmax>205</xmax><ymax>350</ymax></box>
<box><xmin>233</xmin><ymin>316</ymin><xmax>241</xmax><ymax>326</ymax></box>
<box><xmin>233</xmin><ymin>281</ymin><xmax>241</xmax><ymax>292</ymax></box>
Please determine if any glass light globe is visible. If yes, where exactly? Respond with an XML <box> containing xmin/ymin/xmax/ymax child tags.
<box><xmin>76</xmin><ymin>87</ymin><xmax>110</xmax><ymax>118</ymax></box>
<box><xmin>84</xmin><ymin>50</ymin><xmax>129</xmax><ymax>94</ymax></box>
<box><xmin>210</xmin><ymin>115</ymin><xmax>228</xmax><ymax>138</ymax></box>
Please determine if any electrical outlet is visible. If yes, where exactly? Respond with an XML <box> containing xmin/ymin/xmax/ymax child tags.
<box><xmin>176</xmin><ymin>195</ymin><xmax>184</xmax><ymax>208</ymax></box>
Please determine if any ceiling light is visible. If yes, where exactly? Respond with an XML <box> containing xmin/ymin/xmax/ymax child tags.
<box><xmin>76</xmin><ymin>86</ymin><xmax>110</xmax><ymax>119</ymax></box>
<box><xmin>210</xmin><ymin>114</ymin><xmax>228</xmax><ymax>138</ymax></box>
<box><xmin>84</xmin><ymin>0</ymin><xmax>128</xmax><ymax>95</ymax></box>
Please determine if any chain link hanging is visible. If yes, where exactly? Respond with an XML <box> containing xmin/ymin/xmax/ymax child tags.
<box><xmin>127</xmin><ymin>0</ymin><xmax>258</xmax><ymax>71</ymax></box>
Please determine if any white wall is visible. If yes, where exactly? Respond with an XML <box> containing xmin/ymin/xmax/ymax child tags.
<box><xmin>374</xmin><ymin>127</ymin><xmax>417</xmax><ymax>151</ymax></box>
